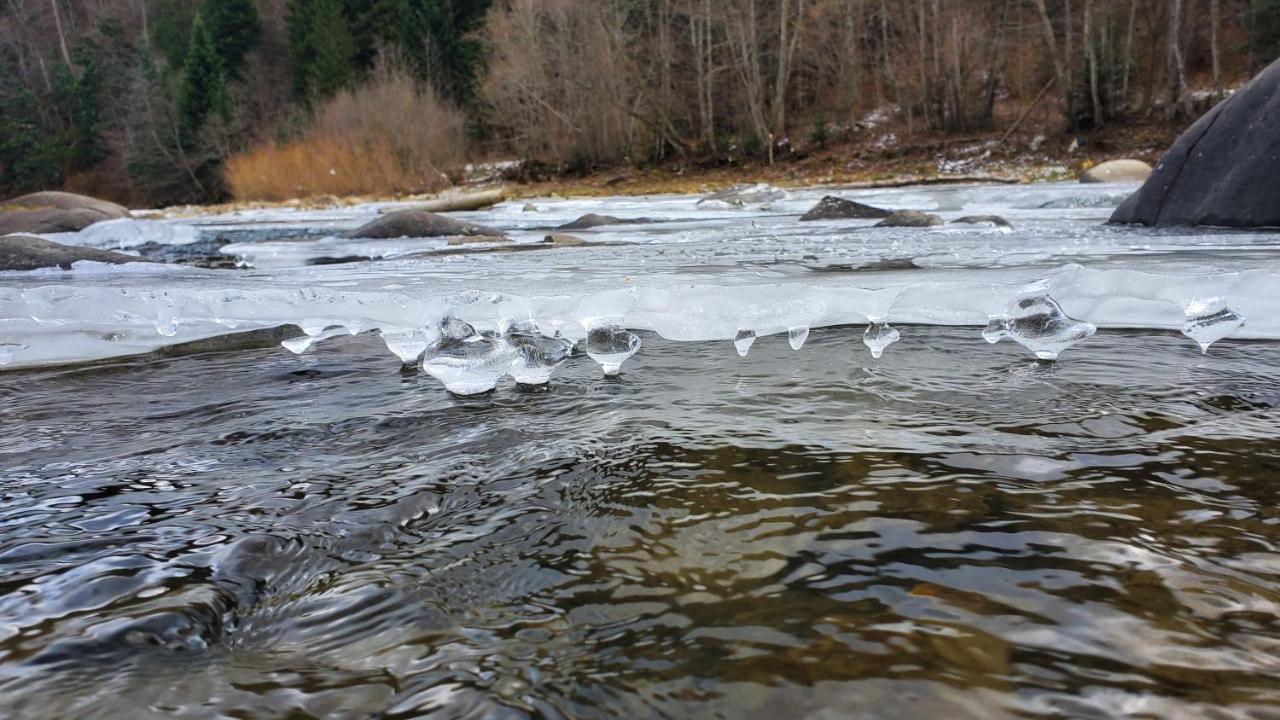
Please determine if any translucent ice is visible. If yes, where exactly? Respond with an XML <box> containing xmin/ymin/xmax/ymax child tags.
<box><xmin>1181</xmin><ymin>297</ymin><xmax>1245</xmax><ymax>354</ymax></box>
<box><xmin>862</xmin><ymin>322</ymin><xmax>901</xmax><ymax>359</ymax></box>
<box><xmin>992</xmin><ymin>294</ymin><xmax>1096</xmax><ymax>360</ymax></box>
<box><xmin>421</xmin><ymin>316</ymin><xmax>517</xmax><ymax>395</ymax></box>
<box><xmin>282</xmin><ymin>325</ymin><xmax>350</xmax><ymax>354</ymax></box>
<box><xmin>0</xmin><ymin>343</ymin><xmax>25</xmax><ymax>366</ymax></box>
<box><xmin>380</xmin><ymin>327</ymin><xmax>431</xmax><ymax>365</ymax></box>
<box><xmin>788</xmin><ymin>326</ymin><xmax>809</xmax><ymax>350</ymax></box>
<box><xmin>586</xmin><ymin>325</ymin><xmax>641</xmax><ymax>376</ymax></box>
<box><xmin>734</xmin><ymin>329</ymin><xmax>757</xmax><ymax>357</ymax></box>
<box><xmin>506</xmin><ymin>320</ymin><xmax>575</xmax><ymax>385</ymax></box>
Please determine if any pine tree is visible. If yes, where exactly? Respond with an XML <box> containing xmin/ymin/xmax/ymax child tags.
<box><xmin>287</xmin><ymin>0</ymin><xmax>357</xmax><ymax>102</ymax></box>
<box><xmin>309</xmin><ymin>0</ymin><xmax>358</xmax><ymax>99</ymax></box>
<box><xmin>396</xmin><ymin>0</ymin><xmax>490</xmax><ymax>104</ymax></box>
<box><xmin>203</xmin><ymin>0</ymin><xmax>263</xmax><ymax>79</ymax></box>
<box><xmin>177</xmin><ymin>14</ymin><xmax>231</xmax><ymax>148</ymax></box>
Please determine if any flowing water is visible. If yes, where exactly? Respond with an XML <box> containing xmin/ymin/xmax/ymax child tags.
<box><xmin>2</xmin><ymin>183</ymin><xmax>1279</xmax><ymax>718</ymax></box>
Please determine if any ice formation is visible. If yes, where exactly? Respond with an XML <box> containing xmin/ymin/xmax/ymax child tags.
<box><xmin>862</xmin><ymin>322</ymin><xmax>901</xmax><ymax>358</ymax></box>
<box><xmin>586</xmin><ymin>325</ymin><xmax>642</xmax><ymax>376</ymax></box>
<box><xmin>1181</xmin><ymin>297</ymin><xmax>1246</xmax><ymax>354</ymax></box>
<box><xmin>0</xmin><ymin>184</ymin><xmax>1276</xmax><ymax>391</ymax></box>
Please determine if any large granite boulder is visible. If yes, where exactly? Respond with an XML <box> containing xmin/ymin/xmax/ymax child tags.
<box><xmin>344</xmin><ymin>210</ymin><xmax>504</xmax><ymax>239</ymax></box>
<box><xmin>1080</xmin><ymin>159</ymin><xmax>1152</xmax><ymax>183</ymax></box>
<box><xmin>799</xmin><ymin>196</ymin><xmax>892</xmax><ymax>221</ymax></box>
<box><xmin>0</xmin><ymin>234</ymin><xmax>156</xmax><ymax>271</ymax></box>
<box><xmin>1111</xmin><ymin>58</ymin><xmax>1280</xmax><ymax>227</ymax></box>
<box><xmin>0</xmin><ymin>191</ymin><xmax>130</xmax><ymax>235</ymax></box>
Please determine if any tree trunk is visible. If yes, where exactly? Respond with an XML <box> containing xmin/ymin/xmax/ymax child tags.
<box><xmin>1166</xmin><ymin>0</ymin><xmax>1189</xmax><ymax>119</ymax></box>
<box><xmin>1085</xmin><ymin>0</ymin><xmax>1102</xmax><ymax>126</ymax></box>
<box><xmin>49</xmin><ymin>0</ymin><xmax>72</xmax><ymax>68</ymax></box>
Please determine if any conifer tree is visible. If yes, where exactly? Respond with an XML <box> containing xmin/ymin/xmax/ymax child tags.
<box><xmin>287</xmin><ymin>0</ymin><xmax>357</xmax><ymax>102</ymax></box>
<box><xmin>177</xmin><ymin>14</ymin><xmax>231</xmax><ymax>148</ymax></box>
<box><xmin>203</xmin><ymin>0</ymin><xmax>263</xmax><ymax>79</ymax></box>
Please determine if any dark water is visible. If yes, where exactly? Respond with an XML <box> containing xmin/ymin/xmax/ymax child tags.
<box><xmin>2</xmin><ymin>328</ymin><xmax>1279</xmax><ymax>719</ymax></box>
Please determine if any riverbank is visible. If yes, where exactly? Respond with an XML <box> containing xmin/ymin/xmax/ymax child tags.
<box><xmin>162</xmin><ymin>122</ymin><xmax>1181</xmax><ymax>217</ymax></box>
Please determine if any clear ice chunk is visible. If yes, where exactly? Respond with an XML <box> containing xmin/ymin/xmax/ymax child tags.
<box><xmin>997</xmin><ymin>294</ymin><xmax>1095</xmax><ymax>360</ymax></box>
<box><xmin>380</xmin><ymin>327</ymin><xmax>430</xmax><ymax>365</ymax></box>
<box><xmin>981</xmin><ymin>317</ymin><xmax>1009</xmax><ymax>344</ymax></box>
<box><xmin>282</xmin><ymin>325</ymin><xmax>348</xmax><ymax>354</ymax></box>
<box><xmin>0</xmin><ymin>343</ymin><xmax>25</xmax><ymax>366</ymax></box>
<box><xmin>506</xmin><ymin>320</ymin><xmax>575</xmax><ymax>385</ymax></box>
<box><xmin>420</xmin><ymin>315</ymin><xmax>517</xmax><ymax>395</ymax></box>
<box><xmin>733</xmin><ymin>329</ymin><xmax>757</xmax><ymax>357</ymax></box>
<box><xmin>585</xmin><ymin>324</ymin><xmax>641</xmax><ymax>376</ymax></box>
<box><xmin>862</xmin><ymin>322</ymin><xmax>900</xmax><ymax>359</ymax></box>
<box><xmin>1182</xmin><ymin>297</ymin><xmax>1245</xmax><ymax>354</ymax></box>
<box><xmin>788</xmin><ymin>326</ymin><xmax>809</xmax><ymax>350</ymax></box>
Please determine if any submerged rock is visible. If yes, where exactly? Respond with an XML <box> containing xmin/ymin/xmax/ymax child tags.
<box><xmin>0</xmin><ymin>191</ymin><xmax>130</xmax><ymax>235</ymax></box>
<box><xmin>799</xmin><ymin>195</ymin><xmax>893</xmax><ymax>221</ymax></box>
<box><xmin>875</xmin><ymin>210</ymin><xmax>944</xmax><ymax>228</ymax></box>
<box><xmin>543</xmin><ymin>233</ymin><xmax>587</xmax><ymax>246</ymax></box>
<box><xmin>1080</xmin><ymin>159</ymin><xmax>1152</xmax><ymax>183</ymax></box>
<box><xmin>345</xmin><ymin>210</ymin><xmax>504</xmax><ymax>239</ymax></box>
<box><xmin>0</xmin><ymin>234</ymin><xmax>156</xmax><ymax>271</ymax></box>
<box><xmin>556</xmin><ymin>213</ymin><xmax>652</xmax><ymax>230</ymax></box>
<box><xmin>1111</xmin><ymin>58</ymin><xmax>1280</xmax><ymax>227</ymax></box>
<box><xmin>951</xmin><ymin>215</ymin><xmax>1013</xmax><ymax>228</ymax></box>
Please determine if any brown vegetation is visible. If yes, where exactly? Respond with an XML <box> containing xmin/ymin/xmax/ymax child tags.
<box><xmin>227</xmin><ymin>65</ymin><xmax>468</xmax><ymax>200</ymax></box>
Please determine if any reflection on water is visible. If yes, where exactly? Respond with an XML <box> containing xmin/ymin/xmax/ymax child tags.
<box><xmin>1</xmin><ymin>328</ymin><xmax>1279</xmax><ymax>718</ymax></box>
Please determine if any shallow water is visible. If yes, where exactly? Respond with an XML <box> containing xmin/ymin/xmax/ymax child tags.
<box><xmin>3</xmin><ymin>183</ymin><xmax>1280</xmax><ymax>718</ymax></box>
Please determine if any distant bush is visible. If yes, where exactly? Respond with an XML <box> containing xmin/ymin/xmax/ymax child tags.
<box><xmin>227</xmin><ymin>65</ymin><xmax>467</xmax><ymax>200</ymax></box>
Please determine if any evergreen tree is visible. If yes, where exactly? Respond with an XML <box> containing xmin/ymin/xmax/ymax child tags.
<box><xmin>149</xmin><ymin>0</ymin><xmax>199</xmax><ymax>69</ymax></box>
<box><xmin>177</xmin><ymin>14</ymin><xmax>231</xmax><ymax>148</ymax></box>
<box><xmin>203</xmin><ymin>0</ymin><xmax>263</xmax><ymax>79</ymax></box>
<box><xmin>396</xmin><ymin>0</ymin><xmax>490</xmax><ymax>104</ymax></box>
<box><xmin>308</xmin><ymin>0</ymin><xmax>358</xmax><ymax>99</ymax></box>
<box><xmin>287</xmin><ymin>0</ymin><xmax>357</xmax><ymax>102</ymax></box>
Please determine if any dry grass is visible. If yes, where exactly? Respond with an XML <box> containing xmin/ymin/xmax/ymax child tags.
<box><xmin>227</xmin><ymin>65</ymin><xmax>469</xmax><ymax>201</ymax></box>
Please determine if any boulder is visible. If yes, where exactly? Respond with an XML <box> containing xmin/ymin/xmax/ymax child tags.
<box><xmin>799</xmin><ymin>195</ymin><xmax>892</xmax><ymax>221</ymax></box>
<box><xmin>951</xmin><ymin>215</ymin><xmax>1013</xmax><ymax>228</ymax></box>
<box><xmin>874</xmin><ymin>210</ymin><xmax>944</xmax><ymax>228</ymax></box>
<box><xmin>543</xmin><ymin>233</ymin><xmax>587</xmax><ymax>246</ymax></box>
<box><xmin>555</xmin><ymin>213</ymin><xmax>652</xmax><ymax>230</ymax></box>
<box><xmin>1111</xmin><ymin>58</ymin><xmax>1280</xmax><ymax>227</ymax></box>
<box><xmin>1080</xmin><ymin>159</ymin><xmax>1153</xmax><ymax>184</ymax></box>
<box><xmin>344</xmin><ymin>210</ymin><xmax>504</xmax><ymax>239</ymax></box>
<box><xmin>0</xmin><ymin>234</ymin><xmax>156</xmax><ymax>271</ymax></box>
<box><xmin>0</xmin><ymin>191</ymin><xmax>130</xmax><ymax>235</ymax></box>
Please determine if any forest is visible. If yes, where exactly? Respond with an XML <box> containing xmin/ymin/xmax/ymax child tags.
<box><xmin>2</xmin><ymin>0</ymin><xmax>1278</xmax><ymax>207</ymax></box>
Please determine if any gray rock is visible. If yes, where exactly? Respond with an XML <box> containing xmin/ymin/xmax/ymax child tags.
<box><xmin>799</xmin><ymin>196</ymin><xmax>893</xmax><ymax>221</ymax></box>
<box><xmin>951</xmin><ymin>215</ymin><xmax>1013</xmax><ymax>228</ymax></box>
<box><xmin>543</xmin><ymin>233</ymin><xmax>587</xmax><ymax>246</ymax></box>
<box><xmin>874</xmin><ymin>210</ymin><xmax>944</xmax><ymax>228</ymax></box>
<box><xmin>555</xmin><ymin>213</ymin><xmax>652</xmax><ymax>230</ymax></box>
<box><xmin>0</xmin><ymin>234</ymin><xmax>156</xmax><ymax>271</ymax></box>
<box><xmin>1080</xmin><ymin>159</ymin><xmax>1152</xmax><ymax>183</ymax></box>
<box><xmin>344</xmin><ymin>210</ymin><xmax>504</xmax><ymax>239</ymax></box>
<box><xmin>0</xmin><ymin>191</ymin><xmax>130</xmax><ymax>235</ymax></box>
<box><xmin>1111</xmin><ymin>57</ymin><xmax>1280</xmax><ymax>227</ymax></box>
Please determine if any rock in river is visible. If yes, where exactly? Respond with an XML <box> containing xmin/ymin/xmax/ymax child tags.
<box><xmin>799</xmin><ymin>196</ymin><xmax>893</xmax><ymax>221</ymax></box>
<box><xmin>556</xmin><ymin>214</ymin><xmax>652</xmax><ymax>230</ymax></box>
<box><xmin>1110</xmin><ymin>57</ymin><xmax>1280</xmax><ymax>227</ymax></box>
<box><xmin>345</xmin><ymin>210</ymin><xmax>504</xmax><ymax>239</ymax></box>
<box><xmin>543</xmin><ymin>233</ymin><xmax>587</xmax><ymax>246</ymax></box>
<box><xmin>0</xmin><ymin>234</ymin><xmax>156</xmax><ymax>271</ymax></box>
<box><xmin>951</xmin><ymin>215</ymin><xmax>1013</xmax><ymax>228</ymax></box>
<box><xmin>875</xmin><ymin>210</ymin><xmax>944</xmax><ymax>228</ymax></box>
<box><xmin>1079</xmin><ymin>159</ymin><xmax>1152</xmax><ymax>184</ymax></box>
<box><xmin>0</xmin><ymin>191</ymin><xmax>130</xmax><ymax>235</ymax></box>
